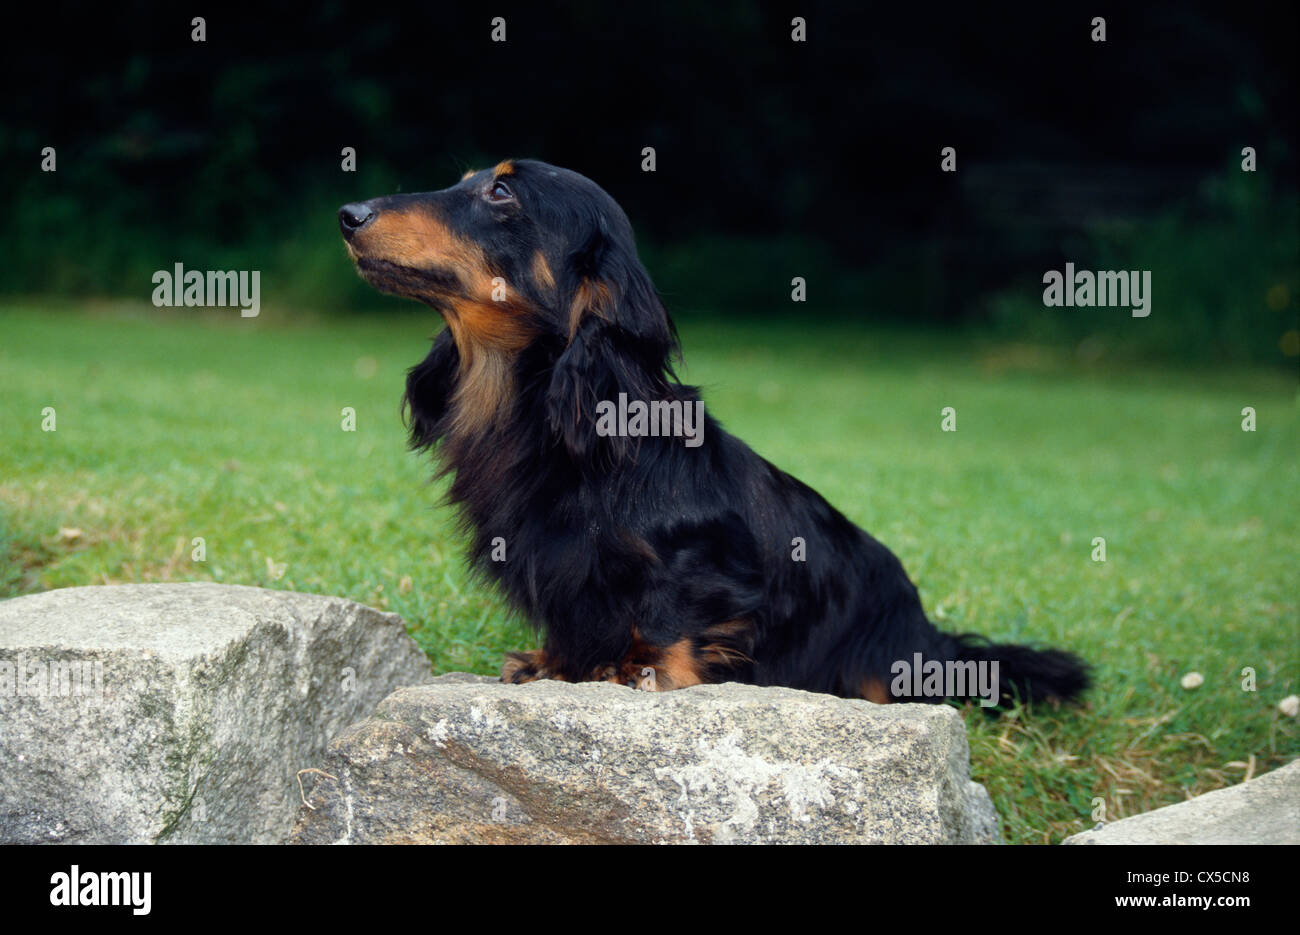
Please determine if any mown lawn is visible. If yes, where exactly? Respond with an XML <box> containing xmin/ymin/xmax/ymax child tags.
<box><xmin>1</xmin><ymin>300</ymin><xmax>1296</xmax><ymax>843</ymax></box>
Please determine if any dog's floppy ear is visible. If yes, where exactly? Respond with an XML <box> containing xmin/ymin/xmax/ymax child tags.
<box><xmin>403</xmin><ymin>327</ymin><xmax>460</xmax><ymax>451</ymax></box>
<box><xmin>545</xmin><ymin>213</ymin><xmax>677</xmax><ymax>462</ymax></box>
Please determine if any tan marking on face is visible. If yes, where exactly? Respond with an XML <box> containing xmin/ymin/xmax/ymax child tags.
<box><xmin>355</xmin><ymin>209</ymin><xmax>533</xmax><ymax>350</ymax></box>
<box><xmin>492</xmin><ymin>159</ymin><xmax>515</xmax><ymax>177</ymax></box>
<box><xmin>461</xmin><ymin>168</ymin><xmax>478</xmax><ymax>181</ymax></box>
<box><xmin>352</xmin><ymin>206</ymin><xmax>537</xmax><ymax>437</ymax></box>
<box><xmin>444</xmin><ymin>262</ymin><xmax>536</xmax><ymax>352</ymax></box>
<box><xmin>353</xmin><ymin>207</ymin><xmax>487</xmax><ymax>277</ymax></box>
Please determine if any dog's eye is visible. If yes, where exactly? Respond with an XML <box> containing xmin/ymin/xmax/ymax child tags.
<box><xmin>485</xmin><ymin>180</ymin><xmax>515</xmax><ymax>203</ymax></box>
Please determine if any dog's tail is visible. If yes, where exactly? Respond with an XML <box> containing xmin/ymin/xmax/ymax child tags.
<box><xmin>936</xmin><ymin>631</ymin><xmax>1091</xmax><ymax>706</ymax></box>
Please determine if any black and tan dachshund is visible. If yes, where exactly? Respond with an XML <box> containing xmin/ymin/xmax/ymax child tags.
<box><xmin>339</xmin><ymin>159</ymin><xmax>1088</xmax><ymax>706</ymax></box>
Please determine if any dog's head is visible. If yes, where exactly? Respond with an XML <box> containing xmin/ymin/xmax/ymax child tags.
<box><xmin>341</xmin><ymin>159</ymin><xmax>678</xmax><ymax>455</ymax></box>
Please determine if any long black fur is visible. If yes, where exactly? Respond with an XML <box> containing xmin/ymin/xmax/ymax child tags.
<box><xmin>342</xmin><ymin>159</ymin><xmax>1090</xmax><ymax>706</ymax></box>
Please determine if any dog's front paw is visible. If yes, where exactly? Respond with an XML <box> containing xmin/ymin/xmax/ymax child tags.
<box><xmin>501</xmin><ymin>649</ymin><xmax>562</xmax><ymax>683</ymax></box>
<box><xmin>598</xmin><ymin>662</ymin><xmax>660</xmax><ymax>691</ymax></box>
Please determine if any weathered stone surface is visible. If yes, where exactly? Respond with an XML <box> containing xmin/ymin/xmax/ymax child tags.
<box><xmin>291</xmin><ymin>674</ymin><xmax>1001</xmax><ymax>844</ymax></box>
<box><xmin>1064</xmin><ymin>759</ymin><xmax>1299</xmax><ymax>845</ymax></box>
<box><xmin>0</xmin><ymin>583</ymin><xmax>431</xmax><ymax>844</ymax></box>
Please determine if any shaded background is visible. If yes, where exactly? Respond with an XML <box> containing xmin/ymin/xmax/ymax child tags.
<box><xmin>2</xmin><ymin>0</ymin><xmax>1297</xmax><ymax>362</ymax></box>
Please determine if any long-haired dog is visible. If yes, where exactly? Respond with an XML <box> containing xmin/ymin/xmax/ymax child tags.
<box><xmin>339</xmin><ymin>159</ymin><xmax>1089</xmax><ymax>706</ymax></box>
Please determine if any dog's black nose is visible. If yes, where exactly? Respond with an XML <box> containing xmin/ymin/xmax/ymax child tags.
<box><xmin>338</xmin><ymin>202</ymin><xmax>376</xmax><ymax>236</ymax></box>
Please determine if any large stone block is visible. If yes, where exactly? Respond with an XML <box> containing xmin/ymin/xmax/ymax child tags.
<box><xmin>0</xmin><ymin>583</ymin><xmax>431</xmax><ymax>843</ymax></box>
<box><xmin>291</xmin><ymin>674</ymin><xmax>1002</xmax><ymax>844</ymax></box>
<box><xmin>1064</xmin><ymin>759</ymin><xmax>1299</xmax><ymax>845</ymax></box>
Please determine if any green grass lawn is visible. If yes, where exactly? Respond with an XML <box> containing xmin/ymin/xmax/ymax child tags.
<box><xmin>2</xmin><ymin>300</ymin><xmax>1296</xmax><ymax>843</ymax></box>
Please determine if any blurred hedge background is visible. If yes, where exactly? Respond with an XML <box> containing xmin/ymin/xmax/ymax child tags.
<box><xmin>2</xmin><ymin>1</ymin><xmax>1296</xmax><ymax>363</ymax></box>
